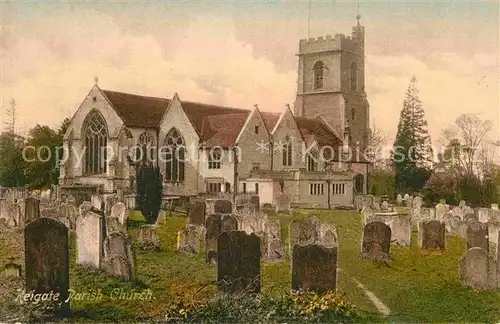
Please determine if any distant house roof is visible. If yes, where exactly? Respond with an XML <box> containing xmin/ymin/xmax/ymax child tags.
<box><xmin>99</xmin><ymin>88</ymin><xmax>343</xmax><ymax>150</ymax></box>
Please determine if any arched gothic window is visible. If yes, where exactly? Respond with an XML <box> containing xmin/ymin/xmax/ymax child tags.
<box><xmin>164</xmin><ymin>128</ymin><xmax>185</xmax><ymax>182</ymax></box>
<box><xmin>355</xmin><ymin>174</ymin><xmax>364</xmax><ymax>194</ymax></box>
<box><xmin>350</xmin><ymin>62</ymin><xmax>358</xmax><ymax>91</ymax></box>
<box><xmin>83</xmin><ymin>110</ymin><xmax>108</xmax><ymax>174</ymax></box>
<box><xmin>137</xmin><ymin>132</ymin><xmax>156</xmax><ymax>162</ymax></box>
<box><xmin>282</xmin><ymin>136</ymin><xmax>292</xmax><ymax>166</ymax></box>
<box><xmin>313</xmin><ymin>61</ymin><xmax>325</xmax><ymax>90</ymax></box>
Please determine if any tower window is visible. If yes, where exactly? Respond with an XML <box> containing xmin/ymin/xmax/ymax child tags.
<box><xmin>313</xmin><ymin>61</ymin><xmax>325</xmax><ymax>90</ymax></box>
<box><xmin>255</xmin><ymin>125</ymin><xmax>259</xmax><ymax>134</ymax></box>
<box><xmin>350</xmin><ymin>62</ymin><xmax>358</xmax><ymax>91</ymax></box>
<box><xmin>351</xmin><ymin>108</ymin><xmax>355</xmax><ymax>121</ymax></box>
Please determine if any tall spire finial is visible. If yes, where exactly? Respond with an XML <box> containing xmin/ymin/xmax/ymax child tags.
<box><xmin>356</xmin><ymin>0</ymin><xmax>361</xmax><ymax>25</ymax></box>
<box><xmin>94</xmin><ymin>76</ymin><xmax>99</xmax><ymax>86</ymax></box>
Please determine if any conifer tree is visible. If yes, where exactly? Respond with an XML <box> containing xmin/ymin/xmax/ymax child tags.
<box><xmin>392</xmin><ymin>76</ymin><xmax>433</xmax><ymax>193</ymax></box>
<box><xmin>136</xmin><ymin>159</ymin><xmax>163</xmax><ymax>224</ymax></box>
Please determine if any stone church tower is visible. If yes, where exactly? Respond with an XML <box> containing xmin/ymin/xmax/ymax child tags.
<box><xmin>294</xmin><ymin>16</ymin><xmax>370</xmax><ymax>154</ymax></box>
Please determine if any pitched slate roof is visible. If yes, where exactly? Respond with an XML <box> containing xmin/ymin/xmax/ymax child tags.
<box><xmin>99</xmin><ymin>89</ymin><xmax>343</xmax><ymax>150</ymax></box>
<box><xmin>294</xmin><ymin>117</ymin><xmax>343</xmax><ymax>147</ymax></box>
<box><xmin>260</xmin><ymin>112</ymin><xmax>281</xmax><ymax>133</ymax></box>
<box><xmin>101</xmin><ymin>89</ymin><xmax>170</xmax><ymax>128</ymax></box>
<box><xmin>199</xmin><ymin>113</ymin><xmax>250</xmax><ymax>147</ymax></box>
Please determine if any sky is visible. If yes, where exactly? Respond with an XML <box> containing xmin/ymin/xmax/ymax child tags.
<box><xmin>1</xmin><ymin>0</ymin><xmax>499</xmax><ymax>149</ymax></box>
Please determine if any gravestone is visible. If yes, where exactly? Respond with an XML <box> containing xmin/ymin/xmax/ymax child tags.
<box><xmin>177</xmin><ymin>224</ymin><xmax>203</xmax><ymax>255</ymax></box>
<box><xmin>292</xmin><ymin>244</ymin><xmax>337</xmax><ymax>293</ymax></box>
<box><xmin>396</xmin><ymin>194</ymin><xmax>403</xmax><ymax>206</ymax></box>
<box><xmin>289</xmin><ymin>219</ymin><xmax>319</xmax><ymax>251</ymax></box>
<box><xmin>76</xmin><ymin>210</ymin><xmax>103</xmax><ymax>268</ymax></box>
<box><xmin>488</xmin><ymin>223</ymin><xmax>500</xmax><ymax>258</ymax></box>
<box><xmin>250</xmin><ymin>195</ymin><xmax>260</xmax><ymax>211</ymax></box>
<box><xmin>217</xmin><ymin>231</ymin><xmax>260</xmax><ymax>294</ymax></box>
<box><xmin>221</xmin><ymin>214</ymin><xmax>238</xmax><ymax>233</ymax></box>
<box><xmin>361</xmin><ymin>221</ymin><xmax>391</xmax><ymax>261</ymax></box>
<box><xmin>388</xmin><ymin>216</ymin><xmax>412</xmax><ymax>247</ymax></box>
<box><xmin>105</xmin><ymin>195</ymin><xmax>119</xmax><ymax>217</ymax></box>
<box><xmin>435</xmin><ymin>203</ymin><xmax>448</xmax><ymax>221</ymax></box>
<box><xmin>106</xmin><ymin>217</ymin><xmax>126</xmax><ymax>235</ymax></box>
<box><xmin>466</xmin><ymin>222</ymin><xmax>489</xmax><ymax>252</ymax></box>
<box><xmin>477</xmin><ymin>208</ymin><xmax>490</xmax><ymax>223</ymax></box>
<box><xmin>3</xmin><ymin>263</ymin><xmax>21</xmax><ymax>277</ymax></box>
<box><xmin>103</xmin><ymin>232</ymin><xmax>135</xmax><ymax>280</ymax></box>
<box><xmin>464</xmin><ymin>213</ymin><xmax>478</xmax><ymax>223</ymax></box>
<box><xmin>459</xmin><ymin>247</ymin><xmax>491</xmax><ymax>290</ymax></box>
<box><xmin>319</xmin><ymin>223</ymin><xmax>338</xmax><ymax>247</ymax></box>
<box><xmin>156</xmin><ymin>210</ymin><xmax>166</xmax><ymax>225</ymax></box>
<box><xmin>188</xmin><ymin>200</ymin><xmax>206</xmax><ymax>225</ymax></box>
<box><xmin>492</xmin><ymin>204</ymin><xmax>499</xmax><ymax>211</ymax></box>
<box><xmin>91</xmin><ymin>194</ymin><xmax>103</xmax><ymax>211</ymax></box>
<box><xmin>419</xmin><ymin>220</ymin><xmax>446</xmax><ymax>249</ymax></box>
<box><xmin>381</xmin><ymin>200</ymin><xmax>389</xmax><ymax>212</ymax></box>
<box><xmin>214</xmin><ymin>200</ymin><xmax>232</xmax><ymax>214</ymax></box>
<box><xmin>264</xmin><ymin>219</ymin><xmax>281</xmax><ymax>239</ymax></box>
<box><xmin>110</xmin><ymin>202</ymin><xmax>128</xmax><ymax>227</ymax></box>
<box><xmin>25</xmin><ymin>217</ymin><xmax>69</xmax><ymax>314</ymax></box>
<box><xmin>267</xmin><ymin>238</ymin><xmax>285</xmax><ymax>262</ymax></box>
<box><xmin>138</xmin><ymin>224</ymin><xmax>160</xmax><ymax>250</ymax></box>
<box><xmin>79</xmin><ymin>201</ymin><xmax>92</xmax><ymax>217</ymax></box>
<box><xmin>459</xmin><ymin>200</ymin><xmax>467</xmax><ymax>209</ymax></box>
<box><xmin>276</xmin><ymin>195</ymin><xmax>291</xmax><ymax>215</ymax></box>
<box><xmin>24</xmin><ymin>196</ymin><xmax>40</xmax><ymax>224</ymax></box>
<box><xmin>205</xmin><ymin>214</ymin><xmax>222</xmax><ymax>264</ymax></box>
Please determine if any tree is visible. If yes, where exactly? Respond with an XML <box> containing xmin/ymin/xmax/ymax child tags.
<box><xmin>0</xmin><ymin>132</ymin><xmax>26</xmax><ymax>187</ymax></box>
<box><xmin>367</xmin><ymin>124</ymin><xmax>389</xmax><ymax>169</ymax></box>
<box><xmin>392</xmin><ymin>76</ymin><xmax>433</xmax><ymax>193</ymax></box>
<box><xmin>24</xmin><ymin>118</ymin><xmax>70</xmax><ymax>189</ymax></box>
<box><xmin>136</xmin><ymin>162</ymin><xmax>163</xmax><ymax>224</ymax></box>
<box><xmin>441</xmin><ymin>114</ymin><xmax>493</xmax><ymax>178</ymax></box>
<box><xmin>370</xmin><ymin>169</ymin><xmax>395</xmax><ymax>198</ymax></box>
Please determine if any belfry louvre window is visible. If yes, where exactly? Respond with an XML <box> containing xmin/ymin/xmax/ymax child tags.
<box><xmin>83</xmin><ymin>110</ymin><xmax>108</xmax><ymax>174</ymax></box>
<box><xmin>313</xmin><ymin>61</ymin><xmax>325</xmax><ymax>90</ymax></box>
<box><xmin>350</xmin><ymin>62</ymin><xmax>358</xmax><ymax>91</ymax></box>
<box><xmin>164</xmin><ymin>128</ymin><xmax>185</xmax><ymax>182</ymax></box>
<box><xmin>306</xmin><ymin>153</ymin><xmax>318</xmax><ymax>171</ymax></box>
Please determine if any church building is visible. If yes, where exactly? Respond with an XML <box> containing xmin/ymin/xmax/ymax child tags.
<box><xmin>59</xmin><ymin>17</ymin><xmax>372</xmax><ymax>208</ymax></box>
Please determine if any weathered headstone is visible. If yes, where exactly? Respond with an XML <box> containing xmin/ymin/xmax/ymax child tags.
<box><xmin>466</xmin><ymin>222</ymin><xmax>489</xmax><ymax>252</ymax></box>
<box><xmin>79</xmin><ymin>201</ymin><xmax>92</xmax><ymax>217</ymax></box>
<box><xmin>292</xmin><ymin>244</ymin><xmax>338</xmax><ymax>293</ymax></box>
<box><xmin>156</xmin><ymin>210</ymin><xmax>166</xmax><ymax>225</ymax></box>
<box><xmin>381</xmin><ymin>200</ymin><xmax>389</xmax><ymax>212</ymax></box>
<box><xmin>3</xmin><ymin>263</ymin><xmax>21</xmax><ymax>277</ymax></box>
<box><xmin>91</xmin><ymin>194</ymin><xmax>103</xmax><ymax>211</ymax></box>
<box><xmin>459</xmin><ymin>247</ymin><xmax>494</xmax><ymax>290</ymax></box>
<box><xmin>188</xmin><ymin>200</ymin><xmax>206</xmax><ymax>225</ymax></box>
<box><xmin>361</xmin><ymin>221</ymin><xmax>391</xmax><ymax>260</ymax></box>
<box><xmin>289</xmin><ymin>219</ymin><xmax>319</xmax><ymax>251</ymax></box>
<box><xmin>276</xmin><ymin>195</ymin><xmax>291</xmax><ymax>215</ymax></box>
<box><xmin>217</xmin><ymin>231</ymin><xmax>260</xmax><ymax>293</ymax></box>
<box><xmin>138</xmin><ymin>224</ymin><xmax>160</xmax><ymax>250</ymax></box>
<box><xmin>221</xmin><ymin>214</ymin><xmax>238</xmax><ymax>233</ymax></box>
<box><xmin>396</xmin><ymin>194</ymin><xmax>403</xmax><ymax>206</ymax></box>
<box><xmin>24</xmin><ymin>196</ymin><xmax>40</xmax><ymax>224</ymax></box>
<box><xmin>110</xmin><ymin>202</ymin><xmax>128</xmax><ymax>227</ymax></box>
<box><xmin>419</xmin><ymin>220</ymin><xmax>445</xmax><ymax>249</ymax></box>
<box><xmin>459</xmin><ymin>200</ymin><xmax>467</xmax><ymax>209</ymax></box>
<box><xmin>103</xmin><ymin>232</ymin><xmax>135</xmax><ymax>280</ymax></box>
<box><xmin>389</xmin><ymin>216</ymin><xmax>412</xmax><ymax>246</ymax></box>
<box><xmin>250</xmin><ymin>195</ymin><xmax>260</xmax><ymax>211</ymax></box>
<box><xmin>25</xmin><ymin>217</ymin><xmax>69</xmax><ymax>314</ymax></box>
<box><xmin>177</xmin><ymin>224</ymin><xmax>203</xmax><ymax>255</ymax></box>
<box><xmin>264</xmin><ymin>219</ymin><xmax>281</xmax><ymax>239</ymax></box>
<box><xmin>214</xmin><ymin>200</ymin><xmax>232</xmax><ymax>214</ymax></box>
<box><xmin>76</xmin><ymin>210</ymin><xmax>103</xmax><ymax>268</ymax></box>
<box><xmin>205</xmin><ymin>214</ymin><xmax>222</xmax><ymax>264</ymax></box>
<box><xmin>318</xmin><ymin>223</ymin><xmax>338</xmax><ymax>247</ymax></box>
<box><xmin>267</xmin><ymin>238</ymin><xmax>285</xmax><ymax>261</ymax></box>
<box><xmin>435</xmin><ymin>203</ymin><xmax>448</xmax><ymax>221</ymax></box>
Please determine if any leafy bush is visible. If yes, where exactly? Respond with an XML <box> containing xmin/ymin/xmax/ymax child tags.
<box><xmin>165</xmin><ymin>291</ymin><xmax>358</xmax><ymax>323</ymax></box>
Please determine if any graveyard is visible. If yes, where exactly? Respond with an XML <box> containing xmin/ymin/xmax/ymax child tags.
<box><xmin>1</xmin><ymin>193</ymin><xmax>500</xmax><ymax>322</ymax></box>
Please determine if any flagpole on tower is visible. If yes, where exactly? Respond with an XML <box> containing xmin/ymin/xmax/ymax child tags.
<box><xmin>307</xmin><ymin>0</ymin><xmax>311</xmax><ymax>38</ymax></box>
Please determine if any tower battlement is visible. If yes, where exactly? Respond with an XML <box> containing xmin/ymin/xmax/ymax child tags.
<box><xmin>299</xmin><ymin>29</ymin><xmax>364</xmax><ymax>55</ymax></box>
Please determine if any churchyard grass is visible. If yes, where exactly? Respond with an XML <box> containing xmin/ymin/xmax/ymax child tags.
<box><xmin>1</xmin><ymin>209</ymin><xmax>499</xmax><ymax>322</ymax></box>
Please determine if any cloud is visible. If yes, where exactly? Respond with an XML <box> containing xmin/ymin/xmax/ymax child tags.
<box><xmin>1</xmin><ymin>11</ymin><xmax>296</xmax><ymax>134</ymax></box>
